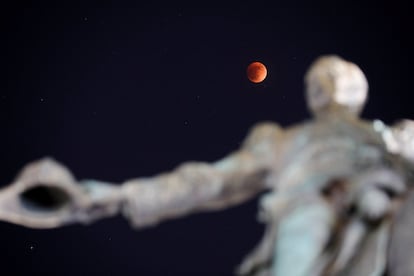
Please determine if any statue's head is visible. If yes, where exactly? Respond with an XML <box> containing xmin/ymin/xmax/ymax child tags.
<box><xmin>305</xmin><ymin>55</ymin><xmax>368</xmax><ymax>118</ymax></box>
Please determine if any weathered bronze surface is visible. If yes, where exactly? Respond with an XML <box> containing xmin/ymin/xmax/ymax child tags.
<box><xmin>1</xmin><ymin>55</ymin><xmax>413</xmax><ymax>276</ymax></box>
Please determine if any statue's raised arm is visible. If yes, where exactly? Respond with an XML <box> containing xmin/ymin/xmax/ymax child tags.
<box><xmin>0</xmin><ymin>121</ymin><xmax>283</xmax><ymax>229</ymax></box>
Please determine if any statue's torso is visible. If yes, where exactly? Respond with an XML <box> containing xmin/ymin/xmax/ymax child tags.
<box><xmin>270</xmin><ymin>116</ymin><xmax>394</xmax><ymax>194</ymax></box>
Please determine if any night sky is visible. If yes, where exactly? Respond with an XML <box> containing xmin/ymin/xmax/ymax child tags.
<box><xmin>1</xmin><ymin>2</ymin><xmax>413</xmax><ymax>276</ymax></box>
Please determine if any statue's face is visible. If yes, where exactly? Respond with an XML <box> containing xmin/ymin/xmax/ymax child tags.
<box><xmin>305</xmin><ymin>56</ymin><xmax>368</xmax><ymax>117</ymax></box>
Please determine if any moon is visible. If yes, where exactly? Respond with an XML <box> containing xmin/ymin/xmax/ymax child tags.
<box><xmin>247</xmin><ymin>62</ymin><xmax>267</xmax><ymax>83</ymax></box>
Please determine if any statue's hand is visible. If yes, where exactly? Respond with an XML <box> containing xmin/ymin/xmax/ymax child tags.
<box><xmin>0</xmin><ymin>158</ymin><xmax>122</xmax><ymax>228</ymax></box>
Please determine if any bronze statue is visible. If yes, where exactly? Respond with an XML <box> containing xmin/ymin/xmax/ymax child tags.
<box><xmin>1</xmin><ymin>55</ymin><xmax>413</xmax><ymax>276</ymax></box>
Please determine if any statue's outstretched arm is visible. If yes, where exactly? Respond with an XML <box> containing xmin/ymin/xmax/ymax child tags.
<box><xmin>0</xmin><ymin>122</ymin><xmax>283</xmax><ymax>229</ymax></box>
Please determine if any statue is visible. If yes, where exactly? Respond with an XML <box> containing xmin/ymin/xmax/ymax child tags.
<box><xmin>1</xmin><ymin>55</ymin><xmax>413</xmax><ymax>276</ymax></box>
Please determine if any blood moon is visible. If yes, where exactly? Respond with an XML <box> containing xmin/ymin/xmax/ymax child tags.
<box><xmin>247</xmin><ymin>61</ymin><xmax>267</xmax><ymax>83</ymax></box>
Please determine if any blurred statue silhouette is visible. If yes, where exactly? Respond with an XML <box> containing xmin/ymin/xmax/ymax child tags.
<box><xmin>1</xmin><ymin>55</ymin><xmax>413</xmax><ymax>276</ymax></box>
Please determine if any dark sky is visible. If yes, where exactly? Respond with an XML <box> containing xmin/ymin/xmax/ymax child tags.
<box><xmin>0</xmin><ymin>2</ymin><xmax>413</xmax><ymax>276</ymax></box>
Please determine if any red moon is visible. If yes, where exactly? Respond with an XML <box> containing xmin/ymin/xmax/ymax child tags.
<box><xmin>247</xmin><ymin>62</ymin><xmax>267</xmax><ymax>83</ymax></box>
